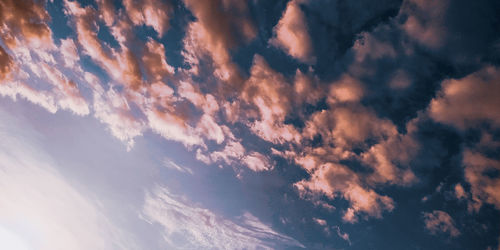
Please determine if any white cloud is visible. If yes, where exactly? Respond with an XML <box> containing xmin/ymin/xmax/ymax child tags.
<box><xmin>142</xmin><ymin>186</ymin><xmax>304</xmax><ymax>249</ymax></box>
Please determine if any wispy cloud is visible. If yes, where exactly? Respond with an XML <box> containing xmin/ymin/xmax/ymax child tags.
<box><xmin>142</xmin><ymin>186</ymin><xmax>304</xmax><ymax>249</ymax></box>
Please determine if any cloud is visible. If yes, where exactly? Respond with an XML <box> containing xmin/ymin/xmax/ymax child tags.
<box><xmin>123</xmin><ymin>0</ymin><xmax>172</xmax><ymax>37</ymax></box>
<box><xmin>0</xmin><ymin>81</ymin><xmax>57</xmax><ymax>113</ymax></box>
<box><xmin>463</xmin><ymin>150</ymin><xmax>500</xmax><ymax>211</ymax></box>
<box><xmin>182</xmin><ymin>0</ymin><xmax>256</xmax><ymax>85</ymax></box>
<box><xmin>90</xmin><ymin>82</ymin><xmax>145</xmax><ymax>149</ymax></box>
<box><xmin>401</xmin><ymin>0</ymin><xmax>449</xmax><ymax>49</ymax></box>
<box><xmin>240</xmin><ymin>55</ymin><xmax>300</xmax><ymax>144</ymax></box>
<box><xmin>163</xmin><ymin>158</ymin><xmax>193</xmax><ymax>175</ymax></box>
<box><xmin>242</xmin><ymin>151</ymin><xmax>272</xmax><ymax>172</ymax></box>
<box><xmin>59</xmin><ymin>38</ymin><xmax>79</xmax><ymax>68</ymax></box>
<box><xmin>0</xmin><ymin>46</ymin><xmax>13</xmax><ymax>80</ymax></box>
<box><xmin>428</xmin><ymin>66</ymin><xmax>500</xmax><ymax>214</ymax></box>
<box><xmin>39</xmin><ymin>63</ymin><xmax>89</xmax><ymax>116</ymax></box>
<box><xmin>0</xmin><ymin>0</ymin><xmax>54</xmax><ymax>49</ymax></box>
<box><xmin>142</xmin><ymin>186</ymin><xmax>304</xmax><ymax>249</ymax></box>
<box><xmin>422</xmin><ymin>210</ymin><xmax>460</xmax><ymax>238</ymax></box>
<box><xmin>313</xmin><ymin>218</ymin><xmax>327</xmax><ymax>226</ymax></box>
<box><xmin>270</xmin><ymin>0</ymin><xmax>315</xmax><ymax>64</ymax></box>
<box><xmin>142</xmin><ymin>38</ymin><xmax>175</xmax><ymax>82</ymax></box>
<box><xmin>429</xmin><ymin>66</ymin><xmax>500</xmax><ymax>130</ymax></box>
<box><xmin>454</xmin><ymin>183</ymin><xmax>467</xmax><ymax>200</ymax></box>
<box><xmin>294</xmin><ymin>163</ymin><xmax>395</xmax><ymax>223</ymax></box>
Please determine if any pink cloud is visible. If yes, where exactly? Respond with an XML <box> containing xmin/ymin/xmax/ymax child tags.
<box><xmin>240</xmin><ymin>55</ymin><xmax>300</xmax><ymax>144</ymax></box>
<box><xmin>463</xmin><ymin>150</ymin><xmax>500</xmax><ymax>211</ymax></box>
<box><xmin>303</xmin><ymin>106</ymin><xmax>397</xmax><ymax>150</ymax></box>
<box><xmin>401</xmin><ymin>0</ymin><xmax>449</xmax><ymax>49</ymax></box>
<box><xmin>142</xmin><ymin>38</ymin><xmax>175</xmax><ymax>82</ymax></box>
<box><xmin>429</xmin><ymin>66</ymin><xmax>500</xmax><ymax>130</ymax></box>
<box><xmin>422</xmin><ymin>210</ymin><xmax>460</xmax><ymax>237</ymax></box>
<box><xmin>270</xmin><ymin>0</ymin><xmax>315</xmax><ymax>64</ymax></box>
<box><xmin>242</xmin><ymin>152</ymin><xmax>272</xmax><ymax>172</ymax></box>
<box><xmin>294</xmin><ymin>163</ymin><xmax>395</xmax><ymax>223</ymax></box>
<box><xmin>146</xmin><ymin>107</ymin><xmax>204</xmax><ymax>147</ymax></box>
<box><xmin>361</xmin><ymin>118</ymin><xmax>419</xmax><ymax>186</ymax></box>
<box><xmin>0</xmin><ymin>0</ymin><xmax>54</xmax><ymax>49</ymax></box>
<box><xmin>123</xmin><ymin>0</ymin><xmax>172</xmax><ymax>37</ymax></box>
<box><xmin>0</xmin><ymin>46</ymin><xmax>13</xmax><ymax>81</ymax></box>
<box><xmin>327</xmin><ymin>74</ymin><xmax>364</xmax><ymax>105</ymax></box>
<box><xmin>0</xmin><ymin>81</ymin><xmax>57</xmax><ymax>113</ymax></box>
<box><xmin>40</xmin><ymin>63</ymin><xmax>89</xmax><ymax>116</ymax></box>
<box><xmin>59</xmin><ymin>38</ymin><xmax>80</xmax><ymax>69</ymax></box>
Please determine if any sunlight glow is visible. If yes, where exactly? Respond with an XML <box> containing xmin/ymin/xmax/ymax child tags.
<box><xmin>0</xmin><ymin>226</ymin><xmax>31</xmax><ymax>250</ymax></box>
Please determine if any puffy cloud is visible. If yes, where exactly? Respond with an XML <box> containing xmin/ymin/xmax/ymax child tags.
<box><xmin>295</xmin><ymin>163</ymin><xmax>395</xmax><ymax>223</ymax></box>
<box><xmin>242</xmin><ymin>151</ymin><xmax>272</xmax><ymax>172</ymax></box>
<box><xmin>422</xmin><ymin>210</ymin><xmax>460</xmax><ymax>238</ymax></box>
<box><xmin>146</xmin><ymin>107</ymin><xmax>203</xmax><ymax>147</ymax></box>
<box><xmin>429</xmin><ymin>66</ymin><xmax>500</xmax><ymax>130</ymax></box>
<box><xmin>240</xmin><ymin>55</ymin><xmax>300</xmax><ymax>144</ymax></box>
<box><xmin>427</xmin><ymin>66</ymin><xmax>500</xmax><ymax>216</ymax></box>
<box><xmin>181</xmin><ymin>0</ymin><xmax>256</xmax><ymax>85</ymax></box>
<box><xmin>40</xmin><ymin>63</ymin><xmax>89</xmax><ymax>115</ymax></box>
<box><xmin>463</xmin><ymin>150</ymin><xmax>500</xmax><ymax>211</ymax></box>
<box><xmin>0</xmin><ymin>0</ymin><xmax>54</xmax><ymax>49</ymax></box>
<box><xmin>0</xmin><ymin>81</ymin><xmax>57</xmax><ymax>113</ymax></box>
<box><xmin>92</xmin><ymin>86</ymin><xmax>145</xmax><ymax>149</ymax></box>
<box><xmin>95</xmin><ymin>0</ymin><xmax>115</xmax><ymax>26</ymax></box>
<box><xmin>59</xmin><ymin>38</ymin><xmax>79</xmax><ymax>68</ymax></box>
<box><xmin>401</xmin><ymin>0</ymin><xmax>449</xmax><ymax>49</ymax></box>
<box><xmin>142</xmin><ymin>38</ymin><xmax>175</xmax><ymax>82</ymax></box>
<box><xmin>303</xmin><ymin>106</ymin><xmax>397</xmax><ymax>150</ymax></box>
<box><xmin>454</xmin><ymin>183</ymin><xmax>467</xmax><ymax>200</ymax></box>
<box><xmin>327</xmin><ymin>74</ymin><xmax>364</xmax><ymax>104</ymax></box>
<box><xmin>293</xmin><ymin>69</ymin><xmax>323</xmax><ymax>105</ymax></box>
<box><xmin>361</xmin><ymin>119</ymin><xmax>419</xmax><ymax>186</ymax></box>
<box><xmin>0</xmin><ymin>59</ymin><xmax>89</xmax><ymax>117</ymax></box>
<box><xmin>142</xmin><ymin>186</ymin><xmax>304</xmax><ymax>249</ymax></box>
<box><xmin>270</xmin><ymin>0</ymin><xmax>315</xmax><ymax>64</ymax></box>
<box><xmin>123</xmin><ymin>0</ymin><xmax>172</xmax><ymax>37</ymax></box>
<box><xmin>0</xmin><ymin>0</ymin><xmax>91</xmax><ymax>117</ymax></box>
<box><xmin>64</xmin><ymin>0</ymin><xmax>144</xmax><ymax>90</ymax></box>
<box><xmin>202</xmin><ymin>139</ymin><xmax>245</xmax><ymax>165</ymax></box>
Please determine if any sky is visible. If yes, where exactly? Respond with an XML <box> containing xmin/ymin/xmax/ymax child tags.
<box><xmin>0</xmin><ymin>0</ymin><xmax>499</xmax><ymax>249</ymax></box>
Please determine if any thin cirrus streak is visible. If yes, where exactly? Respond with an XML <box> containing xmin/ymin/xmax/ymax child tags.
<box><xmin>0</xmin><ymin>0</ymin><xmax>500</xmax><ymax>249</ymax></box>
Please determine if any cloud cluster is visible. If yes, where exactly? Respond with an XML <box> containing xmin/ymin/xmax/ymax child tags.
<box><xmin>1</xmin><ymin>2</ymin><xmax>500</xmax><ymax>247</ymax></box>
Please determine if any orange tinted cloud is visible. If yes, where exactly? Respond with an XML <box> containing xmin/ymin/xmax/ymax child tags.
<box><xmin>422</xmin><ymin>210</ymin><xmax>460</xmax><ymax>237</ymax></box>
<box><xmin>0</xmin><ymin>0</ymin><xmax>53</xmax><ymax>49</ymax></box>
<box><xmin>429</xmin><ymin>66</ymin><xmax>500</xmax><ymax>129</ymax></box>
<box><xmin>142</xmin><ymin>38</ymin><xmax>175</xmax><ymax>82</ymax></box>
<box><xmin>294</xmin><ymin>163</ymin><xmax>394</xmax><ymax>223</ymax></box>
<box><xmin>240</xmin><ymin>55</ymin><xmax>300</xmax><ymax>144</ymax></box>
<box><xmin>463</xmin><ymin>150</ymin><xmax>500</xmax><ymax>211</ymax></box>
<box><xmin>123</xmin><ymin>0</ymin><xmax>172</xmax><ymax>37</ymax></box>
<box><xmin>270</xmin><ymin>0</ymin><xmax>315</xmax><ymax>64</ymax></box>
<box><xmin>182</xmin><ymin>0</ymin><xmax>256</xmax><ymax>86</ymax></box>
<box><xmin>0</xmin><ymin>46</ymin><xmax>13</xmax><ymax>81</ymax></box>
<box><xmin>402</xmin><ymin>0</ymin><xmax>449</xmax><ymax>49</ymax></box>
